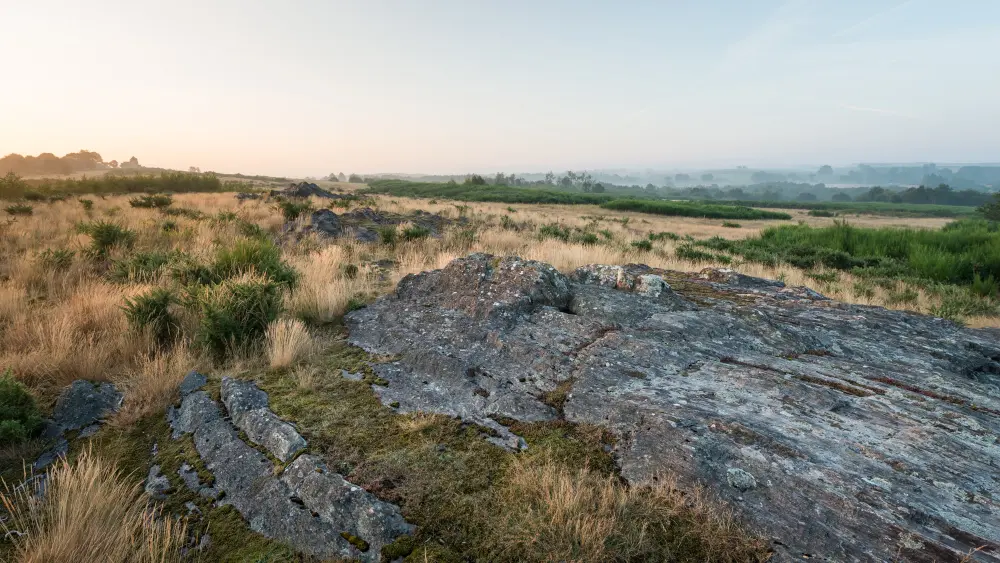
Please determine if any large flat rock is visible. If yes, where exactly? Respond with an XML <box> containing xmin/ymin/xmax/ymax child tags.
<box><xmin>345</xmin><ymin>253</ymin><xmax>1000</xmax><ymax>562</ymax></box>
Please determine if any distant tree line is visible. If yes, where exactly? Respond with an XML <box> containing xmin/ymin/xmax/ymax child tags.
<box><xmin>0</xmin><ymin>151</ymin><xmax>107</xmax><ymax>176</ymax></box>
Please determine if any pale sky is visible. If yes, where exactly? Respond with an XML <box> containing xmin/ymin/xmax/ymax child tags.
<box><xmin>2</xmin><ymin>0</ymin><xmax>999</xmax><ymax>176</ymax></box>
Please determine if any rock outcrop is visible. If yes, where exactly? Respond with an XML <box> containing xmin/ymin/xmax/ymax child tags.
<box><xmin>35</xmin><ymin>380</ymin><xmax>122</xmax><ymax>470</ymax></box>
<box><xmin>346</xmin><ymin>253</ymin><xmax>1000</xmax><ymax>562</ymax></box>
<box><xmin>270</xmin><ymin>182</ymin><xmax>340</xmax><ymax>199</ymax></box>
<box><xmin>168</xmin><ymin>374</ymin><xmax>412</xmax><ymax>561</ymax></box>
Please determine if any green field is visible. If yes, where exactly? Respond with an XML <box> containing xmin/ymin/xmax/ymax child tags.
<box><xmin>717</xmin><ymin>199</ymin><xmax>979</xmax><ymax>218</ymax></box>
<box><xmin>600</xmin><ymin>199</ymin><xmax>792</xmax><ymax>221</ymax></box>
<box><xmin>364</xmin><ymin>179</ymin><xmax>616</xmax><ymax>204</ymax></box>
<box><xmin>1</xmin><ymin>172</ymin><xmax>224</xmax><ymax>200</ymax></box>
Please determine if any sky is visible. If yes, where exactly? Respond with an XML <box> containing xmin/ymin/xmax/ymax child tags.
<box><xmin>2</xmin><ymin>0</ymin><xmax>999</xmax><ymax>176</ymax></box>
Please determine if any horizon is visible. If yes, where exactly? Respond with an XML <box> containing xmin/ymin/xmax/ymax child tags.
<box><xmin>3</xmin><ymin>0</ymin><xmax>999</xmax><ymax>177</ymax></box>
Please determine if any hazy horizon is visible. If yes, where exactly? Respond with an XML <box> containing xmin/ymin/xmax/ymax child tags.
<box><xmin>3</xmin><ymin>0</ymin><xmax>999</xmax><ymax>177</ymax></box>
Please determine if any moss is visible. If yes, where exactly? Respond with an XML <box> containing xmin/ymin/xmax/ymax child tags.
<box><xmin>381</xmin><ymin>534</ymin><xmax>415</xmax><ymax>560</ymax></box>
<box><xmin>539</xmin><ymin>378</ymin><xmax>575</xmax><ymax>417</ymax></box>
<box><xmin>340</xmin><ymin>531</ymin><xmax>370</xmax><ymax>552</ymax></box>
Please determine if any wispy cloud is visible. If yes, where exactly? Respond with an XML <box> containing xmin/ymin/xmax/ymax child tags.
<box><xmin>833</xmin><ymin>0</ymin><xmax>917</xmax><ymax>38</ymax></box>
<box><xmin>722</xmin><ymin>0</ymin><xmax>815</xmax><ymax>66</ymax></box>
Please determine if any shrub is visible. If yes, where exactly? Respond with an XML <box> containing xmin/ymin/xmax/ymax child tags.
<box><xmin>76</xmin><ymin>221</ymin><xmax>136</xmax><ymax>258</ymax></box>
<box><xmin>0</xmin><ymin>171</ymin><xmax>28</xmax><ymax>199</ymax></box>
<box><xmin>402</xmin><ymin>225</ymin><xmax>431</xmax><ymax>241</ymax></box>
<box><xmin>574</xmin><ymin>232</ymin><xmax>600</xmax><ymax>245</ymax></box>
<box><xmin>971</xmin><ymin>272</ymin><xmax>999</xmax><ymax>298</ymax></box>
<box><xmin>4</xmin><ymin>204</ymin><xmax>33</xmax><ymax>216</ymax></box>
<box><xmin>212</xmin><ymin>238</ymin><xmax>297</xmax><ymax>287</ymax></box>
<box><xmin>376</xmin><ymin>225</ymin><xmax>398</xmax><ymax>246</ymax></box>
<box><xmin>161</xmin><ymin>220</ymin><xmax>178</xmax><ymax>233</ymax></box>
<box><xmin>161</xmin><ymin>207</ymin><xmax>205</xmax><ymax>220</ymax></box>
<box><xmin>500</xmin><ymin>216</ymin><xmax>518</xmax><ymax>231</ymax></box>
<box><xmin>109</xmin><ymin>251</ymin><xmax>173</xmax><ymax>283</ymax></box>
<box><xmin>194</xmin><ymin>275</ymin><xmax>284</xmax><ymax>357</ymax></box>
<box><xmin>600</xmin><ymin>199</ymin><xmax>792</xmax><ymax>220</ymax></box>
<box><xmin>676</xmin><ymin>245</ymin><xmax>716</xmax><ymax>262</ymax></box>
<box><xmin>630</xmin><ymin>240</ymin><xmax>653</xmax><ymax>252</ymax></box>
<box><xmin>79</xmin><ymin>198</ymin><xmax>94</xmax><ymax>211</ymax></box>
<box><xmin>722</xmin><ymin>221</ymin><xmax>741</xmax><ymax>228</ymax></box>
<box><xmin>23</xmin><ymin>192</ymin><xmax>45</xmax><ymax>202</ymax></box>
<box><xmin>123</xmin><ymin>288</ymin><xmax>180</xmax><ymax>346</ymax></box>
<box><xmin>808</xmin><ymin>210</ymin><xmax>836</xmax><ymax>218</ymax></box>
<box><xmin>599</xmin><ymin>229</ymin><xmax>614</xmax><ymax>240</ymax></box>
<box><xmin>128</xmin><ymin>194</ymin><xmax>173</xmax><ymax>209</ymax></box>
<box><xmin>277</xmin><ymin>199</ymin><xmax>312</xmax><ymax>221</ymax></box>
<box><xmin>539</xmin><ymin>223</ymin><xmax>571</xmax><ymax>242</ymax></box>
<box><xmin>649</xmin><ymin>231</ymin><xmax>679</xmax><ymax>241</ymax></box>
<box><xmin>39</xmin><ymin>248</ymin><xmax>75</xmax><ymax>272</ymax></box>
<box><xmin>0</xmin><ymin>369</ymin><xmax>44</xmax><ymax>446</ymax></box>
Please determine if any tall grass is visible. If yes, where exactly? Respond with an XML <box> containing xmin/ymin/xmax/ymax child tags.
<box><xmin>0</xmin><ymin>448</ymin><xmax>187</xmax><ymax>562</ymax></box>
<box><xmin>700</xmin><ymin>219</ymin><xmax>1000</xmax><ymax>288</ymax></box>
<box><xmin>600</xmin><ymin>199</ymin><xmax>792</xmax><ymax>220</ymax></box>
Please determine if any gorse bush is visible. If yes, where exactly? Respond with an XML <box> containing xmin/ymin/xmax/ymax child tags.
<box><xmin>193</xmin><ymin>275</ymin><xmax>284</xmax><ymax>357</ymax></box>
<box><xmin>212</xmin><ymin>238</ymin><xmax>297</xmax><ymax>286</ymax></box>
<box><xmin>79</xmin><ymin>198</ymin><xmax>94</xmax><ymax>210</ymax></box>
<box><xmin>123</xmin><ymin>288</ymin><xmax>180</xmax><ymax>347</ymax></box>
<box><xmin>128</xmin><ymin>194</ymin><xmax>173</xmax><ymax>209</ymax></box>
<box><xmin>76</xmin><ymin>221</ymin><xmax>137</xmax><ymax>258</ymax></box>
<box><xmin>402</xmin><ymin>225</ymin><xmax>431</xmax><ymax>241</ymax></box>
<box><xmin>5</xmin><ymin>203</ymin><xmax>33</xmax><ymax>216</ymax></box>
<box><xmin>161</xmin><ymin>207</ymin><xmax>205</xmax><ymax>220</ymax></box>
<box><xmin>109</xmin><ymin>251</ymin><xmax>174</xmax><ymax>283</ymax></box>
<box><xmin>13</xmin><ymin>172</ymin><xmax>222</xmax><ymax>198</ymax></box>
<box><xmin>0</xmin><ymin>369</ymin><xmax>44</xmax><ymax>446</ymax></box>
<box><xmin>376</xmin><ymin>225</ymin><xmax>398</xmax><ymax>246</ymax></box>
<box><xmin>631</xmin><ymin>240</ymin><xmax>653</xmax><ymax>252</ymax></box>
<box><xmin>39</xmin><ymin>248</ymin><xmax>75</xmax><ymax>272</ymax></box>
<box><xmin>808</xmin><ymin>210</ymin><xmax>836</xmax><ymax>218</ymax></box>
<box><xmin>0</xmin><ymin>171</ymin><xmax>29</xmax><ymax>199</ymax></box>
<box><xmin>277</xmin><ymin>199</ymin><xmax>312</xmax><ymax>221</ymax></box>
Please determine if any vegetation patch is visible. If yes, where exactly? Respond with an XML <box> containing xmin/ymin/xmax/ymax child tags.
<box><xmin>0</xmin><ymin>370</ymin><xmax>44</xmax><ymax>447</ymax></box>
<box><xmin>600</xmin><ymin>199</ymin><xmax>792</xmax><ymax>220</ymax></box>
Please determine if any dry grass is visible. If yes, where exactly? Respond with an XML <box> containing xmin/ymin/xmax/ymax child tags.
<box><xmin>265</xmin><ymin>318</ymin><xmax>314</xmax><ymax>369</ymax></box>
<box><xmin>486</xmin><ymin>455</ymin><xmax>769</xmax><ymax>562</ymax></box>
<box><xmin>286</xmin><ymin>245</ymin><xmax>377</xmax><ymax>323</ymax></box>
<box><xmin>0</xmin><ymin>448</ymin><xmax>187</xmax><ymax>563</ymax></box>
<box><xmin>112</xmin><ymin>345</ymin><xmax>199</xmax><ymax>427</ymax></box>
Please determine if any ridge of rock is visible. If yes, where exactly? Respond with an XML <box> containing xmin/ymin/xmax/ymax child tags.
<box><xmin>345</xmin><ymin>253</ymin><xmax>1000</xmax><ymax>562</ymax></box>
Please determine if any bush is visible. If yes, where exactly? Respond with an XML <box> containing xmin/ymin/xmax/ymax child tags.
<box><xmin>4</xmin><ymin>204</ymin><xmax>33</xmax><ymax>216</ymax></box>
<box><xmin>574</xmin><ymin>232</ymin><xmax>599</xmax><ymax>245</ymax></box>
<box><xmin>376</xmin><ymin>225</ymin><xmax>398</xmax><ymax>246</ymax></box>
<box><xmin>539</xmin><ymin>223</ymin><xmax>571</xmax><ymax>242</ymax></box>
<box><xmin>808</xmin><ymin>210</ymin><xmax>836</xmax><ymax>218</ymax></box>
<box><xmin>402</xmin><ymin>225</ymin><xmax>431</xmax><ymax>241</ymax></box>
<box><xmin>630</xmin><ymin>240</ymin><xmax>653</xmax><ymax>252</ymax></box>
<box><xmin>0</xmin><ymin>171</ymin><xmax>28</xmax><ymax>199</ymax></box>
<box><xmin>39</xmin><ymin>248</ymin><xmax>75</xmax><ymax>272</ymax></box>
<box><xmin>194</xmin><ymin>276</ymin><xmax>284</xmax><ymax>357</ymax></box>
<box><xmin>600</xmin><ymin>200</ymin><xmax>792</xmax><ymax>220</ymax></box>
<box><xmin>123</xmin><ymin>288</ymin><xmax>181</xmax><ymax>346</ymax></box>
<box><xmin>649</xmin><ymin>231</ymin><xmax>679</xmax><ymax>241</ymax></box>
<box><xmin>277</xmin><ymin>199</ymin><xmax>312</xmax><ymax>221</ymax></box>
<box><xmin>161</xmin><ymin>207</ymin><xmax>205</xmax><ymax>220</ymax></box>
<box><xmin>212</xmin><ymin>238</ymin><xmax>297</xmax><ymax>287</ymax></box>
<box><xmin>109</xmin><ymin>251</ymin><xmax>174</xmax><ymax>283</ymax></box>
<box><xmin>128</xmin><ymin>194</ymin><xmax>173</xmax><ymax>209</ymax></box>
<box><xmin>76</xmin><ymin>221</ymin><xmax>136</xmax><ymax>258</ymax></box>
<box><xmin>676</xmin><ymin>245</ymin><xmax>716</xmax><ymax>262</ymax></box>
<box><xmin>0</xmin><ymin>369</ymin><xmax>44</xmax><ymax>446</ymax></box>
<box><xmin>79</xmin><ymin>198</ymin><xmax>94</xmax><ymax>211</ymax></box>
<box><xmin>722</xmin><ymin>222</ymin><xmax>741</xmax><ymax>228</ymax></box>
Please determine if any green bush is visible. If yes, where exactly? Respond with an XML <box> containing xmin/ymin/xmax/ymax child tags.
<box><xmin>194</xmin><ymin>277</ymin><xmax>284</xmax><ymax>357</ymax></box>
<box><xmin>676</xmin><ymin>245</ymin><xmax>716</xmax><ymax>262</ymax></box>
<box><xmin>79</xmin><ymin>198</ymin><xmax>94</xmax><ymax>211</ymax></box>
<box><xmin>573</xmin><ymin>232</ymin><xmax>599</xmax><ymax>245</ymax></box>
<box><xmin>109</xmin><ymin>251</ymin><xmax>174</xmax><ymax>282</ymax></box>
<box><xmin>538</xmin><ymin>223</ymin><xmax>570</xmax><ymax>242</ymax></box>
<box><xmin>212</xmin><ymin>238</ymin><xmax>297</xmax><ymax>286</ymax></box>
<box><xmin>161</xmin><ymin>207</ymin><xmax>205</xmax><ymax>220</ymax></box>
<box><xmin>722</xmin><ymin>221</ymin><xmax>741</xmax><ymax>228</ymax></box>
<box><xmin>123</xmin><ymin>288</ymin><xmax>181</xmax><ymax>346</ymax></box>
<box><xmin>39</xmin><ymin>248</ymin><xmax>75</xmax><ymax>271</ymax></box>
<box><xmin>277</xmin><ymin>199</ymin><xmax>312</xmax><ymax>221</ymax></box>
<box><xmin>600</xmin><ymin>200</ymin><xmax>792</xmax><ymax>220</ymax></box>
<box><xmin>76</xmin><ymin>221</ymin><xmax>136</xmax><ymax>258</ymax></box>
<box><xmin>402</xmin><ymin>225</ymin><xmax>431</xmax><ymax>241</ymax></box>
<box><xmin>128</xmin><ymin>194</ymin><xmax>174</xmax><ymax>209</ymax></box>
<box><xmin>0</xmin><ymin>171</ymin><xmax>28</xmax><ymax>199</ymax></box>
<box><xmin>0</xmin><ymin>369</ymin><xmax>44</xmax><ymax>446</ymax></box>
<box><xmin>808</xmin><ymin>210</ymin><xmax>836</xmax><ymax>218</ymax></box>
<box><xmin>630</xmin><ymin>240</ymin><xmax>653</xmax><ymax>252</ymax></box>
<box><xmin>648</xmin><ymin>231</ymin><xmax>679</xmax><ymax>241</ymax></box>
<box><xmin>376</xmin><ymin>225</ymin><xmax>398</xmax><ymax>246</ymax></box>
<box><xmin>23</xmin><ymin>192</ymin><xmax>45</xmax><ymax>202</ymax></box>
<box><xmin>4</xmin><ymin>204</ymin><xmax>33</xmax><ymax>216</ymax></box>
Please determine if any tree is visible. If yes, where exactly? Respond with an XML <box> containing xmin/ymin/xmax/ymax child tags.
<box><xmin>831</xmin><ymin>192</ymin><xmax>852</xmax><ymax>202</ymax></box>
<box><xmin>817</xmin><ymin>165</ymin><xmax>833</xmax><ymax>176</ymax></box>
<box><xmin>129</xmin><ymin>156</ymin><xmax>139</xmax><ymax>165</ymax></box>
<box><xmin>348</xmin><ymin>174</ymin><xmax>364</xmax><ymax>183</ymax></box>
<box><xmin>592</xmin><ymin>183</ymin><xmax>605</xmax><ymax>193</ymax></box>
<box><xmin>108</xmin><ymin>160</ymin><xmax>119</xmax><ymax>168</ymax></box>
<box><xmin>0</xmin><ymin>171</ymin><xmax>27</xmax><ymax>199</ymax></box>
<box><xmin>674</xmin><ymin>173</ymin><xmax>691</xmax><ymax>183</ymax></box>
<box><xmin>979</xmin><ymin>193</ymin><xmax>1000</xmax><ymax>221</ymax></box>
<box><xmin>544</xmin><ymin>171</ymin><xmax>555</xmax><ymax>185</ymax></box>
<box><xmin>701</xmin><ymin>173</ymin><xmax>714</xmax><ymax>182</ymax></box>
<box><xmin>797</xmin><ymin>192</ymin><xmax>817</xmax><ymax>202</ymax></box>
<box><xmin>464</xmin><ymin>174</ymin><xmax>486</xmax><ymax>186</ymax></box>
<box><xmin>338</xmin><ymin>172</ymin><xmax>346</xmax><ymax>181</ymax></box>
<box><xmin>189</xmin><ymin>166</ymin><xmax>201</xmax><ymax>173</ymax></box>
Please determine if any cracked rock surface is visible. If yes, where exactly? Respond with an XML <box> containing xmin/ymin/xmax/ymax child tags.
<box><xmin>346</xmin><ymin>253</ymin><xmax>1000</xmax><ymax>563</ymax></box>
<box><xmin>168</xmin><ymin>375</ymin><xmax>412</xmax><ymax>561</ymax></box>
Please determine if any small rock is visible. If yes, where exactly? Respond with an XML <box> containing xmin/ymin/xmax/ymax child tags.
<box><xmin>52</xmin><ymin>380</ymin><xmax>122</xmax><ymax>432</ymax></box>
<box><xmin>145</xmin><ymin>465</ymin><xmax>172</xmax><ymax>499</ymax></box>
<box><xmin>341</xmin><ymin>370</ymin><xmax>364</xmax><ymax>382</ymax></box>
<box><xmin>179</xmin><ymin>371</ymin><xmax>208</xmax><ymax>397</ymax></box>
<box><xmin>311</xmin><ymin>209</ymin><xmax>342</xmax><ymax>237</ymax></box>
<box><xmin>726</xmin><ymin>467</ymin><xmax>757</xmax><ymax>491</ymax></box>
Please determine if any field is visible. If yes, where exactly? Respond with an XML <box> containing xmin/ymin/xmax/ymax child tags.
<box><xmin>0</xmin><ymin>186</ymin><xmax>996</xmax><ymax>561</ymax></box>
<box><xmin>725</xmin><ymin>199</ymin><xmax>979</xmax><ymax>218</ymax></box>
